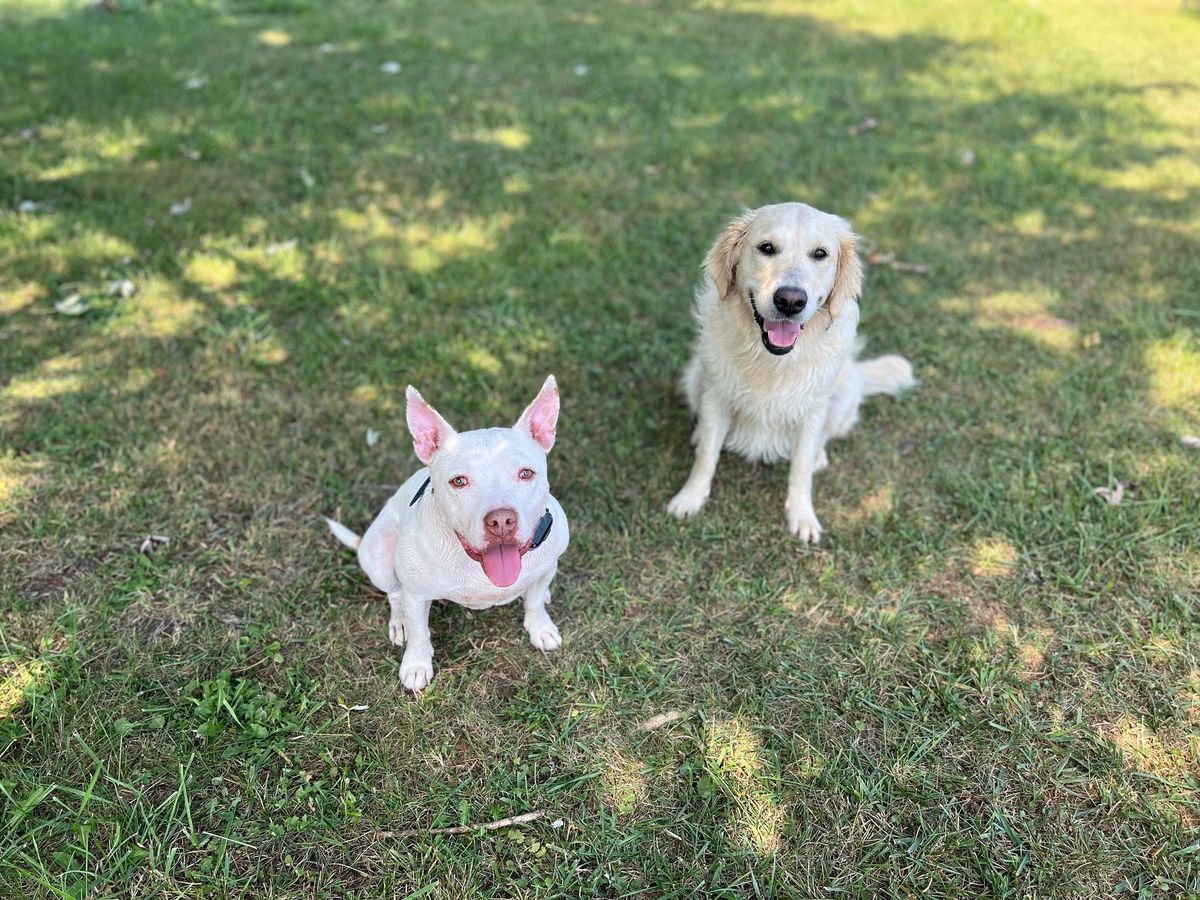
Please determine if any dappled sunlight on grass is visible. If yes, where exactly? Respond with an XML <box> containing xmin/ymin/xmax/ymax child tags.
<box><xmin>230</xmin><ymin>242</ymin><xmax>309</xmax><ymax>283</ymax></box>
<box><xmin>1</xmin><ymin>0</ymin><xmax>1198</xmax><ymax>893</ymax></box>
<box><xmin>461</xmin><ymin>126</ymin><xmax>532</xmax><ymax>151</ymax></box>
<box><xmin>0</xmin><ymin>454</ymin><xmax>43</xmax><ymax>523</ymax></box>
<box><xmin>0</xmin><ymin>281</ymin><xmax>46</xmax><ymax>314</ymax></box>
<box><xmin>597</xmin><ymin>746</ymin><xmax>650</xmax><ymax>816</ymax></box>
<box><xmin>974</xmin><ymin>290</ymin><xmax>1079</xmax><ymax>352</ymax></box>
<box><xmin>3</xmin><ymin>353</ymin><xmax>94</xmax><ymax>404</ymax></box>
<box><xmin>257</xmin><ymin>28</ymin><xmax>292</xmax><ymax>47</ymax></box>
<box><xmin>1145</xmin><ymin>333</ymin><xmax>1200</xmax><ymax>416</ymax></box>
<box><xmin>5</xmin><ymin>220</ymin><xmax>138</xmax><ymax>278</ymax></box>
<box><xmin>969</xmin><ymin>536</ymin><xmax>1019</xmax><ymax>579</ymax></box>
<box><xmin>833</xmin><ymin>483</ymin><xmax>895</xmax><ymax>531</ymax></box>
<box><xmin>1099</xmin><ymin>716</ymin><xmax>1199</xmax><ymax>781</ymax></box>
<box><xmin>703</xmin><ymin>716</ymin><xmax>784</xmax><ymax>856</ymax></box>
<box><xmin>185</xmin><ymin>253</ymin><xmax>240</xmax><ymax>293</ymax></box>
<box><xmin>107</xmin><ymin>278</ymin><xmax>206</xmax><ymax>339</ymax></box>
<box><xmin>333</xmin><ymin>205</ymin><xmax>514</xmax><ymax>273</ymax></box>
<box><xmin>0</xmin><ymin>659</ymin><xmax>46</xmax><ymax>721</ymax></box>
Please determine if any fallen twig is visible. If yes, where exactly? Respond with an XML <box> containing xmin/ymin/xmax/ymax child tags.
<box><xmin>848</xmin><ymin>116</ymin><xmax>878</xmax><ymax>136</ymax></box>
<box><xmin>139</xmin><ymin>534</ymin><xmax>171</xmax><ymax>554</ymax></box>
<box><xmin>638</xmin><ymin>711</ymin><xmax>684</xmax><ymax>731</ymax></box>
<box><xmin>866</xmin><ymin>251</ymin><xmax>929</xmax><ymax>275</ymax></box>
<box><xmin>377</xmin><ymin>810</ymin><xmax>546</xmax><ymax>839</ymax></box>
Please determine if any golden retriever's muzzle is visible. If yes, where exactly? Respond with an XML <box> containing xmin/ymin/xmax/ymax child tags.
<box><xmin>749</xmin><ymin>289</ymin><xmax>803</xmax><ymax>356</ymax></box>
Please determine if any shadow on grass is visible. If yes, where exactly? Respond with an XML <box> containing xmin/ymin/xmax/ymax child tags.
<box><xmin>1</xmin><ymin>0</ymin><xmax>1198</xmax><ymax>896</ymax></box>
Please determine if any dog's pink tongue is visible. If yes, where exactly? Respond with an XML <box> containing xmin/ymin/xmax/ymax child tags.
<box><xmin>481</xmin><ymin>544</ymin><xmax>522</xmax><ymax>587</ymax></box>
<box><xmin>764</xmin><ymin>317</ymin><xmax>801</xmax><ymax>348</ymax></box>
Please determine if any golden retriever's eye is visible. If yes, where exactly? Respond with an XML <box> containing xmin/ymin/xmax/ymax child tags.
<box><xmin>757</xmin><ymin>241</ymin><xmax>777</xmax><ymax>256</ymax></box>
<box><xmin>449</xmin><ymin>475</ymin><xmax>469</xmax><ymax>488</ymax></box>
<box><xmin>811</xmin><ymin>247</ymin><xmax>828</xmax><ymax>260</ymax></box>
<box><xmin>518</xmin><ymin>468</ymin><xmax>535</xmax><ymax>481</ymax></box>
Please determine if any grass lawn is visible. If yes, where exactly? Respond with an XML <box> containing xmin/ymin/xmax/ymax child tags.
<box><xmin>2</xmin><ymin>0</ymin><xmax>1199</xmax><ymax>895</ymax></box>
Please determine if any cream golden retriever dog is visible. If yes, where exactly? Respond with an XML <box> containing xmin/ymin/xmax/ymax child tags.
<box><xmin>667</xmin><ymin>202</ymin><xmax>916</xmax><ymax>542</ymax></box>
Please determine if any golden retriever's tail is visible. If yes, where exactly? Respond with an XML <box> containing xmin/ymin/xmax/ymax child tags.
<box><xmin>857</xmin><ymin>354</ymin><xmax>917</xmax><ymax>397</ymax></box>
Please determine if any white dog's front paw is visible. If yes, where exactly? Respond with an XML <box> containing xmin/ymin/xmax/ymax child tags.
<box><xmin>388</xmin><ymin>618</ymin><xmax>406</xmax><ymax>646</ymax></box>
<box><xmin>788</xmin><ymin>513</ymin><xmax>823</xmax><ymax>544</ymax></box>
<box><xmin>667</xmin><ymin>486</ymin><xmax>708</xmax><ymax>518</ymax></box>
<box><xmin>814</xmin><ymin>449</ymin><xmax>829</xmax><ymax>472</ymax></box>
<box><xmin>399</xmin><ymin>651</ymin><xmax>434</xmax><ymax>691</ymax></box>
<box><xmin>526</xmin><ymin>618</ymin><xmax>562</xmax><ymax>652</ymax></box>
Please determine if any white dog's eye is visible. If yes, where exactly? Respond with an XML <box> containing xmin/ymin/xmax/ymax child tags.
<box><xmin>449</xmin><ymin>475</ymin><xmax>469</xmax><ymax>488</ymax></box>
<box><xmin>518</xmin><ymin>468</ymin><xmax>535</xmax><ymax>481</ymax></box>
<box><xmin>757</xmin><ymin>241</ymin><xmax>777</xmax><ymax>256</ymax></box>
<box><xmin>811</xmin><ymin>247</ymin><xmax>828</xmax><ymax>260</ymax></box>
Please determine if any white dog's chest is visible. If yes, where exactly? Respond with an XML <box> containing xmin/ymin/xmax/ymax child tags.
<box><xmin>396</xmin><ymin>554</ymin><xmax>552</xmax><ymax>609</ymax></box>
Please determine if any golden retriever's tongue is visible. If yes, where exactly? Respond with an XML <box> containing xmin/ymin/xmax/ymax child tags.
<box><xmin>481</xmin><ymin>544</ymin><xmax>521</xmax><ymax>587</ymax></box>
<box><xmin>764</xmin><ymin>317</ymin><xmax>801</xmax><ymax>348</ymax></box>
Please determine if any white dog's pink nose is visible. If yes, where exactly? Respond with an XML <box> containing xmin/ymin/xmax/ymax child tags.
<box><xmin>484</xmin><ymin>508</ymin><xmax>518</xmax><ymax>541</ymax></box>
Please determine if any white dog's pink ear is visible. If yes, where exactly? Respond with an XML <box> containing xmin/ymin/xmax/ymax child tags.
<box><xmin>406</xmin><ymin>385</ymin><xmax>457</xmax><ymax>464</ymax></box>
<box><xmin>827</xmin><ymin>223</ymin><xmax>863</xmax><ymax>320</ymax></box>
<box><xmin>515</xmin><ymin>375</ymin><xmax>559</xmax><ymax>452</ymax></box>
<box><xmin>704</xmin><ymin>209</ymin><xmax>757</xmax><ymax>300</ymax></box>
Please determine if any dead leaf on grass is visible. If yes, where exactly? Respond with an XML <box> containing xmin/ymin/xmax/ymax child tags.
<box><xmin>639</xmin><ymin>711</ymin><xmax>684</xmax><ymax>731</ymax></box>
<box><xmin>169</xmin><ymin>197</ymin><xmax>191</xmax><ymax>216</ymax></box>
<box><xmin>54</xmin><ymin>293</ymin><xmax>91</xmax><ymax>316</ymax></box>
<box><xmin>108</xmin><ymin>278</ymin><xmax>136</xmax><ymax>298</ymax></box>
<box><xmin>848</xmin><ymin>116</ymin><xmax>878</xmax><ymax>135</ymax></box>
<box><xmin>139</xmin><ymin>534</ymin><xmax>171</xmax><ymax>554</ymax></box>
<box><xmin>1094</xmin><ymin>482</ymin><xmax>1125</xmax><ymax>505</ymax></box>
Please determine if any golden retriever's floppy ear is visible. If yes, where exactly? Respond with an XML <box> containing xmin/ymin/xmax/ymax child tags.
<box><xmin>703</xmin><ymin>209</ymin><xmax>757</xmax><ymax>300</ymax></box>
<box><xmin>827</xmin><ymin>221</ymin><xmax>863</xmax><ymax>320</ymax></box>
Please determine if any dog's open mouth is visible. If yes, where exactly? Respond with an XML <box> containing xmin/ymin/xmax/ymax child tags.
<box><xmin>749</xmin><ymin>291</ymin><xmax>801</xmax><ymax>355</ymax></box>
<box><xmin>457</xmin><ymin>533</ymin><xmax>534</xmax><ymax>588</ymax></box>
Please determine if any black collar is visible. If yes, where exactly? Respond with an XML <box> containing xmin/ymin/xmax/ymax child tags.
<box><xmin>529</xmin><ymin>508</ymin><xmax>553</xmax><ymax>550</ymax></box>
<box><xmin>409</xmin><ymin>476</ymin><xmax>431</xmax><ymax>506</ymax></box>
<box><xmin>410</xmin><ymin>476</ymin><xmax>552</xmax><ymax>550</ymax></box>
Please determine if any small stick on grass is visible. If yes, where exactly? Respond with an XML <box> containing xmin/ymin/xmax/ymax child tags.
<box><xmin>376</xmin><ymin>810</ymin><xmax>547</xmax><ymax>839</ymax></box>
<box><xmin>866</xmin><ymin>251</ymin><xmax>930</xmax><ymax>275</ymax></box>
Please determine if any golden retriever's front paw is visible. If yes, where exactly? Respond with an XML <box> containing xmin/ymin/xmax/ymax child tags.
<box><xmin>399</xmin><ymin>652</ymin><xmax>434</xmax><ymax>692</ymax></box>
<box><xmin>788</xmin><ymin>513</ymin><xmax>823</xmax><ymax>544</ymax></box>
<box><xmin>667</xmin><ymin>487</ymin><xmax>708</xmax><ymax>518</ymax></box>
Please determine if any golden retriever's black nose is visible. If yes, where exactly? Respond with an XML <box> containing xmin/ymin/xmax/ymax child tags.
<box><xmin>773</xmin><ymin>286</ymin><xmax>808</xmax><ymax>317</ymax></box>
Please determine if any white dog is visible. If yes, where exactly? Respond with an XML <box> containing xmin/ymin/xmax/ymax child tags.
<box><xmin>667</xmin><ymin>202</ymin><xmax>916</xmax><ymax>542</ymax></box>
<box><xmin>326</xmin><ymin>376</ymin><xmax>569</xmax><ymax>691</ymax></box>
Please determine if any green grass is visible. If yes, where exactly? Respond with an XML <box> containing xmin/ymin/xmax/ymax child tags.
<box><xmin>1</xmin><ymin>0</ymin><xmax>1198</xmax><ymax>896</ymax></box>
